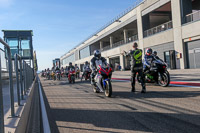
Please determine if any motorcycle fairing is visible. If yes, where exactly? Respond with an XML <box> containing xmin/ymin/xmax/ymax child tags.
<box><xmin>95</xmin><ymin>74</ymin><xmax>104</xmax><ymax>92</ymax></box>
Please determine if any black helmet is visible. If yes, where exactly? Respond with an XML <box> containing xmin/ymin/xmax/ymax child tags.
<box><xmin>85</xmin><ymin>61</ymin><xmax>89</xmax><ymax>64</ymax></box>
<box><xmin>69</xmin><ymin>62</ymin><xmax>72</xmax><ymax>66</ymax></box>
<box><xmin>133</xmin><ymin>42</ymin><xmax>138</xmax><ymax>48</ymax></box>
<box><xmin>153</xmin><ymin>51</ymin><xmax>157</xmax><ymax>56</ymax></box>
<box><xmin>75</xmin><ymin>64</ymin><xmax>77</xmax><ymax>66</ymax></box>
<box><xmin>94</xmin><ymin>50</ymin><xmax>101</xmax><ymax>59</ymax></box>
<box><xmin>145</xmin><ymin>48</ymin><xmax>152</xmax><ymax>56</ymax></box>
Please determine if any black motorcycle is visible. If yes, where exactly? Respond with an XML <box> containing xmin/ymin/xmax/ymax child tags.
<box><xmin>46</xmin><ymin>70</ymin><xmax>51</xmax><ymax>80</ymax></box>
<box><xmin>137</xmin><ymin>57</ymin><xmax>170</xmax><ymax>87</ymax></box>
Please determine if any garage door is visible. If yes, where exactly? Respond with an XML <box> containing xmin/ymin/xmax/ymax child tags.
<box><xmin>187</xmin><ymin>40</ymin><xmax>200</xmax><ymax>69</ymax></box>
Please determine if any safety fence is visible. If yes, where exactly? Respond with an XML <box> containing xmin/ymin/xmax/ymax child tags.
<box><xmin>0</xmin><ymin>38</ymin><xmax>34</xmax><ymax>133</ymax></box>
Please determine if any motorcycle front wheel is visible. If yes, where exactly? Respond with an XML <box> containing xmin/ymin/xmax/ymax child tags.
<box><xmin>72</xmin><ymin>76</ymin><xmax>75</xmax><ymax>83</ymax></box>
<box><xmin>104</xmin><ymin>80</ymin><xmax>112</xmax><ymax>97</ymax></box>
<box><xmin>158</xmin><ymin>72</ymin><xmax>170</xmax><ymax>87</ymax></box>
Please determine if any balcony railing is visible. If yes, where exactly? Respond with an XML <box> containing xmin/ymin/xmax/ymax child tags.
<box><xmin>100</xmin><ymin>34</ymin><xmax>138</xmax><ymax>52</ymax></box>
<box><xmin>126</xmin><ymin>35</ymin><xmax>138</xmax><ymax>43</ymax></box>
<box><xmin>185</xmin><ymin>10</ymin><xmax>200</xmax><ymax>23</ymax></box>
<box><xmin>144</xmin><ymin>21</ymin><xmax>173</xmax><ymax>37</ymax></box>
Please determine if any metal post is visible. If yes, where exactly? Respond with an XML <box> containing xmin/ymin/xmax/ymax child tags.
<box><xmin>23</xmin><ymin>61</ymin><xmax>27</xmax><ymax>95</ymax></box>
<box><xmin>0</xmin><ymin>38</ymin><xmax>15</xmax><ymax>117</ymax></box>
<box><xmin>15</xmin><ymin>54</ymin><xmax>21</xmax><ymax>106</ymax></box>
<box><xmin>8</xmin><ymin>48</ymin><xmax>15</xmax><ymax>117</ymax></box>
<box><xmin>19</xmin><ymin>57</ymin><xmax>24</xmax><ymax>100</ymax></box>
<box><xmin>0</xmin><ymin>54</ymin><xmax>5</xmax><ymax>133</ymax></box>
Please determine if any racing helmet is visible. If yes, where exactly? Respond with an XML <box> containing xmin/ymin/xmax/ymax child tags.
<box><xmin>85</xmin><ymin>61</ymin><xmax>89</xmax><ymax>65</ymax></box>
<box><xmin>69</xmin><ymin>62</ymin><xmax>72</xmax><ymax>66</ymax></box>
<box><xmin>153</xmin><ymin>51</ymin><xmax>157</xmax><ymax>56</ymax></box>
<box><xmin>94</xmin><ymin>50</ymin><xmax>101</xmax><ymax>59</ymax></box>
<box><xmin>145</xmin><ymin>48</ymin><xmax>152</xmax><ymax>56</ymax></box>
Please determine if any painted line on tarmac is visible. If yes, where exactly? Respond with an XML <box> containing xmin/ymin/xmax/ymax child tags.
<box><xmin>111</xmin><ymin>78</ymin><xmax>200</xmax><ymax>87</ymax></box>
<box><xmin>170</xmin><ymin>81</ymin><xmax>200</xmax><ymax>86</ymax></box>
<box><xmin>170</xmin><ymin>84</ymin><xmax>200</xmax><ymax>88</ymax></box>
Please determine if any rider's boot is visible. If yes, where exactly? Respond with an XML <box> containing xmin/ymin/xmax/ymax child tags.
<box><xmin>141</xmin><ymin>85</ymin><xmax>146</xmax><ymax>93</ymax></box>
<box><xmin>131</xmin><ymin>86</ymin><xmax>136</xmax><ymax>92</ymax></box>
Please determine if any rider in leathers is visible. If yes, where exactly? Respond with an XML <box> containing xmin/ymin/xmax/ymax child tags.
<box><xmin>124</xmin><ymin>42</ymin><xmax>146</xmax><ymax>93</ymax></box>
<box><xmin>143</xmin><ymin>48</ymin><xmax>154</xmax><ymax>73</ymax></box>
<box><xmin>90</xmin><ymin>50</ymin><xmax>107</xmax><ymax>85</ymax></box>
<box><xmin>68</xmin><ymin>62</ymin><xmax>75</xmax><ymax>71</ymax></box>
<box><xmin>81</xmin><ymin>61</ymin><xmax>90</xmax><ymax>80</ymax></box>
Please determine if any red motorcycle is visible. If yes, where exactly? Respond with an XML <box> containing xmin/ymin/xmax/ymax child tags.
<box><xmin>68</xmin><ymin>68</ymin><xmax>75</xmax><ymax>83</ymax></box>
<box><xmin>92</xmin><ymin>65</ymin><xmax>113</xmax><ymax>97</ymax></box>
<box><xmin>61</xmin><ymin>70</ymin><xmax>65</xmax><ymax>77</ymax></box>
<box><xmin>81</xmin><ymin>67</ymin><xmax>92</xmax><ymax>81</ymax></box>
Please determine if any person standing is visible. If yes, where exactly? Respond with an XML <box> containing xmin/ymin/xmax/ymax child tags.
<box><xmin>124</xmin><ymin>42</ymin><xmax>146</xmax><ymax>93</ymax></box>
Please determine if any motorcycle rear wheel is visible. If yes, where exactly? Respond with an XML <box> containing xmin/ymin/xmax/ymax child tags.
<box><xmin>158</xmin><ymin>72</ymin><xmax>170</xmax><ymax>87</ymax></box>
<box><xmin>105</xmin><ymin>81</ymin><xmax>112</xmax><ymax>97</ymax></box>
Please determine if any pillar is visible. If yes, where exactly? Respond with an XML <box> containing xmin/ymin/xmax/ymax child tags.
<box><xmin>120</xmin><ymin>54</ymin><xmax>125</xmax><ymax>71</ymax></box>
<box><xmin>110</xmin><ymin>36</ymin><xmax>113</xmax><ymax>48</ymax></box>
<box><xmin>123</xmin><ymin>29</ymin><xmax>128</xmax><ymax>43</ymax></box>
<box><xmin>106</xmin><ymin>58</ymin><xmax>110</xmax><ymax>64</ymax></box>
<box><xmin>171</xmin><ymin>0</ymin><xmax>186</xmax><ymax>69</ymax></box>
<box><xmin>100</xmin><ymin>41</ymin><xmax>103</xmax><ymax>50</ymax></box>
<box><xmin>136</xmin><ymin>6</ymin><xmax>144</xmax><ymax>50</ymax></box>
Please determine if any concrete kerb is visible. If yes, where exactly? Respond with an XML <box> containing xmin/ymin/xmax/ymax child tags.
<box><xmin>38</xmin><ymin>77</ymin><xmax>51</xmax><ymax>133</ymax></box>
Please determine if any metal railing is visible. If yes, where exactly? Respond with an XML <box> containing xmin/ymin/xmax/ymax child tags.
<box><xmin>0</xmin><ymin>49</ymin><xmax>7</xmax><ymax>71</ymax></box>
<box><xmin>126</xmin><ymin>34</ymin><xmax>138</xmax><ymax>43</ymax></box>
<box><xmin>101</xmin><ymin>45</ymin><xmax>111</xmax><ymax>51</ymax></box>
<box><xmin>112</xmin><ymin>40</ymin><xmax>125</xmax><ymax>48</ymax></box>
<box><xmin>185</xmin><ymin>10</ymin><xmax>200</xmax><ymax>23</ymax></box>
<box><xmin>0</xmin><ymin>38</ymin><xmax>34</xmax><ymax>133</ymax></box>
<box><xmin>100</xmin><ymin>34</ymin><xmax>138</xmax><ymax>52</ymax></box>
<box><xmin>144</xmin><ymin>21</ymin><xmax>173</xmax><ymax>38</ymax></box>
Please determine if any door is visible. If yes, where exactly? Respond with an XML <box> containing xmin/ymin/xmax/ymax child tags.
<box><xmin>187</xmin><ymin>40</ymin><xmax>200</xmax><ymax>69</ymax></box>
<box><xmin>164</xmin><ymin>50</ymin><xmax>176</xmax><ymax>69</ymax></box>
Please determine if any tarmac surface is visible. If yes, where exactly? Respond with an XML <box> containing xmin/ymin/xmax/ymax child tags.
<box><xmin>40</xmin><ymin>76</ymin><xmax>200</xmax><ymax>133</ymax></box>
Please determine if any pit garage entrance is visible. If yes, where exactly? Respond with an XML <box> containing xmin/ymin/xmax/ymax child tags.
<box><xmin>186</xmin><ymin>40</ymin><xmax>200</xmax><ymax>69</ymax></box>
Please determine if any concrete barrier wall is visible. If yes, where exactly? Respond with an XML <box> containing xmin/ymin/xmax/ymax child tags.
<box><xmin>15</xmin><ymin>78</ymin><xmax>38</xmax><ymax>133</ymax></box>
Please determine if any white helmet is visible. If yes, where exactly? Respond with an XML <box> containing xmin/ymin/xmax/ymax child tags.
<box><xmin>94</xmin><ymin>50</ymin><xmax>101</xmax><ymax>59</ymax></box>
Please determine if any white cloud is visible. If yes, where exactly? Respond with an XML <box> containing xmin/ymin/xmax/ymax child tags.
<box><xmin>0</xmin><ymin>0</ymin><xmax>13</xmax><ymax>8</ymax></box>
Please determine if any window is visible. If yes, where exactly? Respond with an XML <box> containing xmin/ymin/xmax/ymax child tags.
<box><xmin>62</xmin><ymin>54</ymin><xmax>75</xmax><ymax>65</ymax></box>
<box><xmin>80</xmin><ymin>46</ymin><xmax>90</xmax><ymax>59</ymax></box>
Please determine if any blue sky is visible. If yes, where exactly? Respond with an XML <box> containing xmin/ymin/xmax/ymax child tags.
<box><xmin>0</xmin><ymin>0</ymin><xmax>136</xmax><ymax>70</ymax></box>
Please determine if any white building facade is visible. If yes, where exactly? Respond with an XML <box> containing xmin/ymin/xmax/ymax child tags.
<box><xmin>60</xmin><ymin>0</ymin><xmax>200</xmax><ymax>71</ymax></box>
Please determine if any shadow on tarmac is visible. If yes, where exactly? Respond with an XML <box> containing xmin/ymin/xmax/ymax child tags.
<box><xmin>48</xmin><ymin>108</ymin><xmax>200</xmax><ymax>133</ymax></box>
<box><xmin>40</xmin><ymin>78</ymin><xmax>200</xmax><ymax>133</ymax></box>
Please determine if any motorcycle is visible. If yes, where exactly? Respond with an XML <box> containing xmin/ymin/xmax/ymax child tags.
<box><xmin>46</xmin><ymin>70</ymin><xmax>51</xmax><ymax>80</ymax></box>
<box><xmin>92</xmin><ymin>65</ymin><xmax>113</xmax><ymax>97</ymax></box>
<box><xmin>61</xmin><ymin>70</ymin><xmax>65</xmax><ymax>77</ymax></box>
<box><xmin>68</xmin><ymin>68</ymin><xmax>75</xmax><ymax>83</ymax></box>
<box><xmin>75</xmin><ymin>69</ymin><xmax>80</xmax><ymax>79</ymax></box>
<box><xmin>56</xmin><ymin>70</ymin><xmax>61</xmax><ymax>80</ymax></box>
<box><xmin>51</xmin><ymin>71</ymin><xmax>56</xmax><ymax>81</ymax></box>
<box><xmin>81</xmin><ymin>67</ymin><xmax>92</xmax><ymax>81</ymax></box>
<box><xmin>137</xmin><ymin>56</ymin><xmax>170</xmax><ymax>87</ymax></box>
<box><xmin>41</xmin><ymin>71</ymin><xmax>45</xmax><ymax>78</ymax></box>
